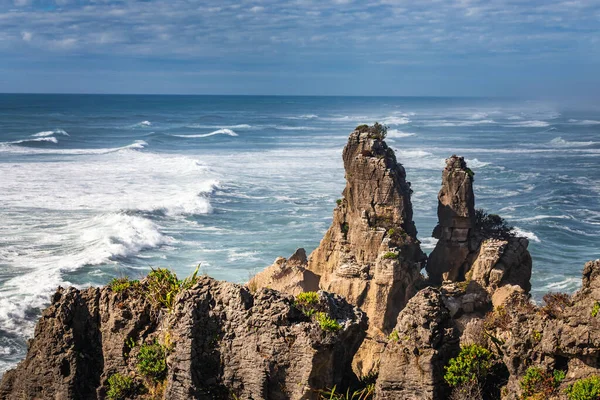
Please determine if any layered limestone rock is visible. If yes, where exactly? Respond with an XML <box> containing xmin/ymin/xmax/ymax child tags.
<box><xmin>0</xmin><ymin>276</ymin><xmax>367</xmax><ymax>400</ymax></box>
<box><xmin>375</xmin><ymin>288</ymin><xmax>459</xmax><ymax>399</ymax></box>
<box><xmin>307</xmin><ymin>127</ymin><xmax>426</xmax><ymax>334</ymax></box>
<box><xmin>485</xmin><ymin>259</ymin><xmax>600</xmax><ymax>399</ymax></box>
<box><xmin>428</xmin><ymin>155</ymin><xmax>476</xmax><ymax>284</ymax></box>
<box><xmin>427</xmin><ymin>155</ymin><xmax>532</xmax><ymax>307</ymax></box>
<box><xmin>306</xmin><ymin>126</ymin><xmax>427</xmax><ymax>375</ymax></box>
<box><xmin>248</xmin><ymin>248</ymin><xmax>319</xmax><ymax>296</ymax></box>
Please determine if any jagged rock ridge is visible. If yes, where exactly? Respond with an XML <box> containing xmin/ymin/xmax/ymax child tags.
<box><xmin>0</xmin><ymin>276</ymin><xmax>367</xmax><ymax>400</ymax></box>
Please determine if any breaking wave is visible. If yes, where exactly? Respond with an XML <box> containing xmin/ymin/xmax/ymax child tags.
<box><xmin>32</xmin><ymin>129</ymin><xmax>69</xmax><ymax>137</ymax></box>
<box><xmin>172</xmin><ymin>128</ymin><xmax>239</xmax><ymax>138</ymax></box>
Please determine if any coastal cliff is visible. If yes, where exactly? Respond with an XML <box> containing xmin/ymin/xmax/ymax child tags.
<box><xmin>1</xmin><ymin>124</ymin><xmax>599</xmax><ymax>400</ymax></box>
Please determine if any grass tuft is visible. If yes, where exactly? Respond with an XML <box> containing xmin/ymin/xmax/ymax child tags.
<box><xmin>137</xmin><ymin>341</ymin><xmax>168</xmax><ymax>381</ymax></box>
<box><xmin>106</xmin><ymin>373</ymin><xmax>136</xmax><ymax>400</ymax></box>
<box><xmin>315</xmin><ymin>312</ymin><xmax>342</xmax><ymax>332</ymax></box>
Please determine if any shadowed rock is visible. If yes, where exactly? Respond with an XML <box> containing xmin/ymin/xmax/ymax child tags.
<box><xmin>0</xmin><ymin>276</ymin><xmax>367</xmax><ymax>400</ymax></box>
<box><xmin>427</xmin><ymin>155</ymin><xmax>476</xmax><ymax>284</ymax></box>
<box><xmin>375</xmin><ymin>288</ymin><xmax>459</xmax><ymax>399</ymax></box>
<box><xmin>427</xmin><ymin>155</ymin><xmax>532</xmax><ymax>308</ymax></box>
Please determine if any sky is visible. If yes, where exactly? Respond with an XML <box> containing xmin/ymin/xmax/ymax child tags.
<box><xmin>0</xmin><ymin>0</ymin><xmax>599</xmax><ymax>97</ymax></box>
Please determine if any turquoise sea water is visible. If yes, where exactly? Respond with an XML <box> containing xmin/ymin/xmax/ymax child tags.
<box><xmin>0</xmin><ymin>94</ymin><xmax>598</xmax><ymax>373</ymax></box>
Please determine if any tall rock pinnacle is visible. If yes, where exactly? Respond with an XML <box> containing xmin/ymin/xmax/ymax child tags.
<box><xmin>308</xmin><ymin>125</ymin><xmax>426</xmax><ymax>334</ymax></box>
<box><xmin>427</xmin><ymin>155</ymin><xmax>476</xmax><ymax>283</ymax></box>
<box><xmin>427</xmin><ymin>155</ymin><xmax>532</xmax><ymax>307</ymax></box>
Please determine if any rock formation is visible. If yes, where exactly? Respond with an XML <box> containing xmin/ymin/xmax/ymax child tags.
<box><xmin>375</xmin><ymin>288</ymin><xmax>459</xmax><ymax>399</ymax></box>
<box><xmin>249</xmin><ymin>125</ymin><xmax>427</xmax><ymax>376</ymax></box>
<box><xmin>0</xmin><ymin>276</ymin><xmax>367</xmax><ymax>400</ymax></box>
<box><xmin>485</xmin><ymin>259</ymin><xmax>600</xmax><ymax>399</ymax></box>
<box><xmin>248</xmin><ymin>248</ymin><xmax>319</xmax><ymax>296</ymax></box>
<box><xmin>427</xmin><ymin>155</ymin><xmax>532</xmax><ymax>308</ymax></box>
<box><xmin>427</xmin><ymin>155</ymin><xmax>476</xmax><ymax>284</ymax></box>
<box><xmin>307</xmin><ymin>126</ymin><xmax>426</xmax><ymax>333</ymax></box>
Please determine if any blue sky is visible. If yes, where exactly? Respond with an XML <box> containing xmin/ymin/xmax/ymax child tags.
<box><xmin>0</xmin><ymin>0</ymin><xmax>599</xmax><ymax>96</ymax></box>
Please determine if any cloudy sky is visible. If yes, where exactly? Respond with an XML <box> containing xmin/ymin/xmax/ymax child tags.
<box><xmin>1</xmin><ymin>0</ymin><xmax>599</xmax><ymax>96</ymax></box>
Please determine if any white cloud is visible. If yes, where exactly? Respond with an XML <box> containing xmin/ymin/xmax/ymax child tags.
<box><xmin>21</xmin><ymin>31</ymin><xmax>33</xmax><ymax>42</ymax></box>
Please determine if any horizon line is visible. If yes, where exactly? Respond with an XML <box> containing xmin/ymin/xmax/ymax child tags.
<box><xmin>0</xmin><ymin>92</ymin><xmax>516</xmax><ymax>99</ymax></box>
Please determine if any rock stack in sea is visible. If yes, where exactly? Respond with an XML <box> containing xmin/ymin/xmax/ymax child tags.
<box><xmin>1</xmin><ymin>124</ymin><xmax>599</xmax><ymax>400</ymax></box>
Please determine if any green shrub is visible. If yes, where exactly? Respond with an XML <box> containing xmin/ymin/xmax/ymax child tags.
<box><xmin>474</xmin><ymin>209</ymin><xmax>515</xmax><ymax>240</ymax></box>
<box><xmin>444</xmin><ymin>344</ymin><xmax>493</xmax><ymax>387</ymax></box>
<box><xmin>146</xmin><ymin>265</ymin><xmax>200</xmax><ymax>310</ymax></box>
<box><xmin>388</xmin><ymin>330</ymin><xmax>399</xmax><ymax>342</ymax></box>
<box><xmin>295</xmin><ymin>291</ymin><xmax>319</xmax><ymax>317</ymax></box>
<box><xmin>137</xmin><ymin>341</ymin><xmax>167</xmax><ymax>381</ymax></box>
<box><xmin>296</xmin><ymin>291</ymin><xmax>319</xmax><ymax>305</ymax></box>
<box><xmin>465</xmin><ymin>167</ymin><xmax>475</xmax><ymax>179</ymax></box>
<box><xmin>106</xmin><ymin>373</ymin><xmax>136</xmax><ymax>400</ymax></box>
<box><xmin>318</xmin><ymin>384</ymin><xmax>375</xmax><ymax>399</ymax></box>
<box><xmin>336</xmin><ymin>198</ymin><xmax>343</xmax><ymax>206</ymax></box>
<box><xmin>520</xmin><ymin>367</ymin><xmax>564</xmax><ymax>398</ymax></box>
<box><xmin>355</xmin><ymin>124</ymin><xmax>369</xmax><ymax>133</ymax></box>
<box><xmin>109</xmin><ymin>277</ymin><xmax>139</xmax><ymax>293</ymax></box>
<box><xmin>566</xmin><ymin>375</ymin><xmax>600</xmax><ymax>400</ymax></box>
<box><xmin>592</xmin><ymin>302</ymin><xmax>600</xmax><ymax>318</ymax></box>
<box><xmin>382</xmin><ymin>252</ymin><xmax>398</xmax><ymax>260</ymax></box>
<box><xmin>355</xmin><ymin>122</ymin><xmax>388</xmax><ymax>140</ymax></box>
<box><xmin>316</xmin><ymin>312</ymin><xmax>342</xmax><ymax>332</ymax></box>
<box><xmin>387</xmin><ymin>228</ymin><xmax>395</xmax><ymax>237</ymax></box>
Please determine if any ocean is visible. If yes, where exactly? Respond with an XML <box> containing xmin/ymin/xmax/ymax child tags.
<box><xmin>0</xmin><ymin>94</ymin><xmax>598</xmax><ymax>374</ymax></box>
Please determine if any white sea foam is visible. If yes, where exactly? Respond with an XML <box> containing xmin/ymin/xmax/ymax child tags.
<box><xmin>323</xmin><ymin>115</ymin><xmax>369</xmax><ymax>122</ymax></box>
<box><xmin>381</xmin><ymin>116</ymin><xmax>411</xmax><ymax>125</ymax></box>
<box><xmin>503</xmin><ymin>120</ymin><xmax>550</xmax><ymax>128</ymax></box>
<box><xmin>5</xmin><ymin>137</ymin><xmax>59</xmax><ymax>145</ymax></box>
<box><xmin>512</xmin><ymin>227</ymin><xmax>541</xmax><ymax>243</ymax></box>
<box><xmin>32</xmin><ymin>129</ymin><xmax>69</xmax><ymax>137</ymax></box>
<box><xmin>517</xmin><ymin>215</ymin><xmax>573</xmax><ymax>222</ymax></box>
<box><xmin>187</xmin><ymin>124</ymin><xmax>251</xmax><ymax>129</ymax></box>
<box><xmin>135</xmin><ymin>120</ymin><xmax>152</xmax><ymax>127</ymax></box>
<box><xmin>419</xmin><ymin>237</ymin><xmax>438</xmax><ymax>250</ymax></box>
<box><xmin>468</xmin><ymin>112</ymin><xmax>489</xmax><ymax>120</ymax></box>
<box><xmin>0</xmin><ymin>140</ymin><xmax>146</xmax><ymax>155</ymax></box>
<box><xmin>285</xmin><ymin>114</ymin><xmax>318</xmax><ymax>120</ymax></box>
<box><xmin>422</xmin><ymin>119</ymin><xmax>496</xmax><ymax>127</ymax></box>
<box><xmin>0</xmin><ymin>212</ymin><xmax>172</xmax><ymax>338</ymax></box>
<box><xmin>172</xmin><ymin>128</ymin><xmax>238</xmax><ymax>138</ymax></box>
<box><xmin>465</xmin><ymin>158</ymin><xmax>490</xmax><ymax>168</ymax></box>
<box><xmin>0</xmin><ymin>146</ymin><xmax>219</xmax><ymax>341</ymax></box>
<box><xmin>387</xmin><ymin>129</ymin><xmax>415</xmax><ymax>138</ymax></box>
<box><xmin>549</xmin><ymin>137</ymin><xmax>594</xmax><ymax>147</ymax></box>
<box><xmin>273</xmin><ymin>125</ymin><xmax>320</xmax><ymax>131</ymax></box>
<box><xmin>567</xmin><ymin>119</ymin><xmax>600</xmax><ymax>125</ymax></box>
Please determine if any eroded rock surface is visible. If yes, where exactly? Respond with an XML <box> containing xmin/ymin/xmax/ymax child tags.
<box><xmin>0</xmin><ymin>276</ymin><xmax>367</xmax><ymax>400</ymax></box>
<box><xmin>428</xmin><ymin>155</ymin><xmax>476</xmax><ymax>284</ymax></box>
<box><xmin>375</xmin><ymin>288</ymin><xmax>459</xmax><ymax>400</ymax></box>
<box><xmin>427</xmin><ymin>156</ymin><xmax>532</xmax><ymax>307</ymax></box>
<box><xmin>486</xmin><ymin>259</ymin><xmax>600</xmax><ymax>399</ymax></box>
<box><xmin>248</xmin><ymin>248</ymin><xmax>320</xmax><ymax>296</ymax></box>
<box><xmin>306</xmin><ymin>127</ymin><xmax>426</xmax><ymax>374</ymax></box>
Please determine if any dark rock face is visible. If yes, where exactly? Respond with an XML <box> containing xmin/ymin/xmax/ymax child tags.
<box><xmin>427</xmin><ymin>156</ymin><xmax>532</xmax><ymax>308</ymax></box>
<box><xmin>488</xmin><ymin>259</ymin><xmax>600</xmax><ymax>399</ymax></box>
<box><xmin>375</xmin><ymin>288</ymin><xmax>459</xmax><ymax>400</ymax></box>
<box><xmin>427</xmin><ymin>155</ymin><xmax>476</xmax><ymax>284</ymax></box>
<box><xmin>0</xmin><ymin>277</ymin><xmax>367</xmax><ymax>400</ymax></box>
